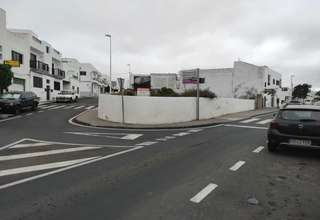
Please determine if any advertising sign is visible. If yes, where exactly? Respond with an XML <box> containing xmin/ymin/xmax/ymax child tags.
<box><xmin>4</xmin><ymin>60</ymin><xmax>20</xmax><ymax>67</ymax></box>
<box><xmin>181</xmin><ymin>69</ymin><xmax>198</xmax><ymax>84</ymax></box>
<box><xmin>133</xmin><ymin>75</ymin><xmax>151</xmax><ymax>89</ymax></box>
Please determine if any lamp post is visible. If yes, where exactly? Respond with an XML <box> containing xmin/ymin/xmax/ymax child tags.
<box><xmin>105</xmin><ymin>34</ymin><xmax>112</xmax><ymax>93</ymax></box>
<box><xmin>290</xmin><ymin>74</ymin><xmax>295</xmax><ymax>98</ymax></box>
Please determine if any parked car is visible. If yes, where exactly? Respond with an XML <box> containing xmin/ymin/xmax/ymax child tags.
<box><xmin>0</xmin><ymin>91</ymin><xmax>39</xmax><ymax>114</ymax></box>
<box><xmin>287</xmin><ymin>100</ymin><xmax>302</xmax><ymax>105</ymax></box>
<box><xmin>268</xmin><ymin>105</ymin><xmax>320</xmax><ymax>152</ymax></box>
<box><xmin>56</xmin><ymin>91</ymin><xmax>78</xmax><ymax>103</ymax></box>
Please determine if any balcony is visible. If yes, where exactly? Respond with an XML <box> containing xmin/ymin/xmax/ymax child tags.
<box><xmin>30</xmin><ymin>60</ymin><xmax>49</xmax><ymax>75</ymax></box>
<box><xmin>53</xmin><ymin>68</ymin><xmax>65</xmax><ymax>80</ymax></box>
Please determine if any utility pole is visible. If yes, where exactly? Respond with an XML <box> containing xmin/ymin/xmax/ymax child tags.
<box><xmin>105</xmin><ymin>34</ymin><xmax>112</xmax><ymax>93</ymax></box>
<box><xmin>196</xmin><ymin>68</ymin><xmax>200</xmax><ymax>120</ymax></box>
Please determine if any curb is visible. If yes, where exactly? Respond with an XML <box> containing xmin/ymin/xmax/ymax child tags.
<box><xmin>71</xmin><ymin>109</ymin><xmax>278</xmax><ymax>130</ymax></box>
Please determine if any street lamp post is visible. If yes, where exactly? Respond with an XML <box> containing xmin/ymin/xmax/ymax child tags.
<box><xmin>105</xmin><ymin>34</ymin><xmax>112</xmax><ymax>93</ymax></box>
<box><xmin>290</xmin><ymin>74</ymin><xmax>295</xmax><ymax>98</ymax></box>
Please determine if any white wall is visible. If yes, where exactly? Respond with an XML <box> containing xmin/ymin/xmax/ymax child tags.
<box><xmin>98</xmin><ymin>94</ymin><xmax>254</xmax><ymax>124</ymax></box>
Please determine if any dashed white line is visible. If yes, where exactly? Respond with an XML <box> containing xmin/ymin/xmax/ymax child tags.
<box><xmin>240</xmin><ymin>118</ymin><xmax>260</xmax><ymax>123</ymax></box>
<box><xmin>0</xmin><ymin>146</ymin><xmax>102</xmax><ymax>161</ymax></box>
<box><xmin>121</xmin><ymin>134</ymin><xmax>143</xmax><ymax>140</ymax></box>
<box><xmin>136</xmin><ymin>141</ymin><xmax>157</xmax><ymax>146</ymax></box>
<box><xmin>156</xmin><ymin>138</ymin><xmax>168</xmax><ymax>141</ymax></box>
<box><xmin>0</xmin><ymin>157</ymin><xmax>98</xmax><ymax>177</ymax></box>
<box><xmin>229</xmin><ymin>161</ymin><xmax>246</xmax><ymax>171</ymax></box>
<box><xmin>190</xmin><ymin>183</ymin><xmax>218</xmax><ymax>203</ymax></box>
<box><xmin>85</xmin><ymin>105</ymin><xmax>95</xmax><ymax>110</ymax></box>
<box><xmin>173</xmin><ymin>132</ymin><xmax>190</xmax><ymax>137</ymax></box>
<box><xmin>74</xmin><ymin>105</ymin><xmax>85</xmax><ymax>109</ymax></box>
<box><xmin>256</xmin><ymin>119</ymin><xmax>273</xmax><ymax>125</ymax></box>
<box><xmin>253</xmin><ymin>146</ymin><xmax>265</xmax><ymax>153</ymax></box>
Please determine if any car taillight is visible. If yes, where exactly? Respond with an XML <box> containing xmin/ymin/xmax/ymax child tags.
<box><xmin>270</xmin><ymin>121</ymin><xmax>279</xmax><ymax>129</ymax></box>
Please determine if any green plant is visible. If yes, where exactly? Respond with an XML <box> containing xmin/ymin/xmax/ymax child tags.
<box><xmin>151</xmin><ymin>87</ymin><xmax>179</xmax><ymax>97</ymax></box>
<box><xmin>0</xmin><ymin>64</ymin><xmax>14</xmax><ymax>94</ymax></box>
<box><xmin>180</xmin><ymin>89</ymin><xmax>216</xmax><ymax>99</ymax></box>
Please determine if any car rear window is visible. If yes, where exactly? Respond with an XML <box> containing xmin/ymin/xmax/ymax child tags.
<box><xmin>279</xmin><ymin>110</ymin><xmax>320</xmax><ymax>121</ymax></box>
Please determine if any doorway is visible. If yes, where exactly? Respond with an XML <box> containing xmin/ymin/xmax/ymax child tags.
<box><xmin>46</xmin><ymin>85</ymin><xmax>50</xmax><ymax>101</ymax></box>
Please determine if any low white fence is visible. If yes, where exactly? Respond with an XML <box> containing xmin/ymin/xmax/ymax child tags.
<box><xmin>98</xmin><ymin>94</ymin><xmax>255</xmax><ymax>124</ymax></box>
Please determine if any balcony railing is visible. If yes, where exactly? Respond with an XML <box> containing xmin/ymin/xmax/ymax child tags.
<box><xmin>30</xmin><ymin>60</ymin><xmax>49</xmax><ymax>75</ymax></box>
<box><xmin>53</xmin><ymin>68</ymin><xmax>65</xmax><ymax>79</ymax></box>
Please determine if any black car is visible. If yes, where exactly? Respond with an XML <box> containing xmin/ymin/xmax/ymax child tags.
<box><xmin>0</xmin><ymin>92</ymin><xmax>39</xmax><ymax>114</ymax></box>
<box><xmin>268</xmin><ymin>105</ymin><xmax>320</xmax><ymax>152</ymax></box>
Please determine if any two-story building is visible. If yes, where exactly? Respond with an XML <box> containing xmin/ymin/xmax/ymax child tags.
<box><xmin>61</xmin><ymin>58</ymin><xmax>80</xmax><ymax>95</ymax></box>
<box><xmin>79</xmin><ymin>63</ymin><xmax>104</xmax><ymax>97</ymax></box>
<box><xmin>0</xmin><ymin>8</ymin><xmax>65</xmax><ymax>101</ymax></box>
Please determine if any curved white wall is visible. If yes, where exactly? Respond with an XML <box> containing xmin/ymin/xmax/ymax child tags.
<box><xmin>98</xmin><ymin>94</ymin><xmax>254</xmax><ymax>125</ymax></box>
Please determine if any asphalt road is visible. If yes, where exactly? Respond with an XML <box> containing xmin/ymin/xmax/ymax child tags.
<box><xmin>0</xmin><ymin>98</ymin><xmax>319</xmax><ymax>220</ymax></box>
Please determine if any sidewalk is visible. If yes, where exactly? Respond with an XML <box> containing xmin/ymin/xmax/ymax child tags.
<box><xmin>74</xmin><ymin>108</ymin><xmax>278</xmax><ymax>129</ymax></box>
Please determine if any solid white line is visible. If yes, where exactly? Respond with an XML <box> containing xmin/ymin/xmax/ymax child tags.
<box><xmin>229</xmin><ymin>161</ymin><xmax>246</xmax><ymax>171</ymax></box>
<box><xmin>173</xmin><ymin>132</ymin><xmax>190</xmax><ymax>137</ymax></box>
<box><xmin>253</xmin><ymin>146</ymin><xmax>265</xmax><ymax>153</ymax></box>
<box><xmin>0</xmin><ymin>146</ymin><xmax>102</xmax><ymax>161</ymax></box>
<box><xmin>85</xmin><ymin>105</ymin><xmax>95</xmax><ymax>110</ymax></box>
<box><xmin>240</xmin><ymin>118</ymin><xmax>260</xmax><ymax>123</ymax></box>
<box><xmin>136</xmin><ymin>141</ymin><xmax>157</xmax><ymax>146</ymax></box>
<box><xmin>256</xmin><ymin>119</ymin><xmax>273</xmax><ymax>125</ymax></box>
<box><xmin>0</xmin><ymin>116</ymin><xmax>22</xmax><ymax>123</ymax></box>
<box><xmin>0</xmin><ymin>157</ymin><xmax>98</xmax><ymax>177</ymax></box>
<box><xmin>190</xmin><ymin>183</ymin><xmax>218</xmax><ymax>203</ymax></box>
<box><xmin>0</xmin><ymin>139</ymin><xmax>27</xmax><ymax>151</ymax></box>
<box><xmin>10</xmin><ymin>142</ymin><xmax>52</xmax><ymax>149</ymax></box>
<box><xmin>0</xmin><ymin>146</ymin><xmax>143</xmax><ymax>190</ymax></box>
<box><xmin>224</xmin><ymin>124</ymin><xmax>268</xmax><ymax>130</ymax></box>
<box><xmin>25</xmin><ymin>138</ymin><xmax>135</xmax><ymax>148</ymax></box>
<box><xmin>74</xmin><ymin>105</ymin><xmax>85</xmax><ymax>109</ymax></box>
<box><xmin>121</xmin><ymin>134</ymin><xmax>143</xmax><ymax>140</ymax></box>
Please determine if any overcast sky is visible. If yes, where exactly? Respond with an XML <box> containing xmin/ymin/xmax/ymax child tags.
<box><xmin>1</xmin><ymin>0</ymin><xmax>320</xmax><ymax>89</ymax></box>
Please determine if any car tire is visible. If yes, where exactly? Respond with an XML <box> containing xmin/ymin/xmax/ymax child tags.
<box><xmin>32</xmin><ymin>102</ymin><xmax>38</xmax><ymax>111</ymax></box>
<box><xmin>14</xmin><ymin>106</ymin><xmax>21</xmax><ymax>115</ymax></box>
<box><xmin>268</xmin><ymin>142</ymin><xmax>278</xmax><ymax>152</ymax></box>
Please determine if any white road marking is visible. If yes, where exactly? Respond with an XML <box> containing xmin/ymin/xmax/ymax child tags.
<box><xmin>40</xmin><ymin>105</ymin><xmax>58</xmax><ymax>109</ymax></box>
<box><xmin>63</xmin><ymin>105</ymin><xmax>76</xmax><ymax>109</ymax></box>
<box><xmin>38</xmin><ymin>111</ymin><xmax>44</xmax><ymax>113</ymax></box>
<box><xmin>256</xmin><ymin>119</ymin><xmax>273</xmax><ymax>125</ymax></box>
<box><xmin>253</xmin><ymin>146</ymin><xmax>265</xmax><ymax>153</ymax></box>
<box><xmin>0</xmin><ymin>139</ymin><xmax>27</xmax><ymax>151</ymax></box>
<box><xmin>0</xmin><ymin>146</ymin><xmax>102</xmax><ymax>161</ymax></box>
<box><xmin>121</xmin><ymin>134</ymin><xmax>143</xmax><ymax>140</ymax></box>
<box><xmin>136</xmin><ymin>141</ymin><xmax>157</xmax><ymax>146</ymax></box>
<box><xmin>190</xmin><ymin>183</ymin><xmax>218</xmax><ymax>203</ymax></box>
<box><xmin>0</xmin><ymin>116</ymin><xmax>22</xmax><ymax>123</ymax></box>
<box><xmin>49</xmin><ymin>105</ymin><xmax>66</xmax><ymax>110</ymax></box>
<box><xmin>85</xmin><ymin>105</ymin><xmax>95</xmax><ymax>110</ymax></box>
<box><xmin>26</xmin><ymin>113</ymin><xmax>33</xmax><ymax>116</ymax></box>
<box><xmin>0</xmin><ymin>157</ymin><xmax>98</xmax><ymax>177</ymax></box>
<box><xmin>164</xmin><ymin>136</ymin><xmax>176</xmax><ymax>139</ymax></box>
<box><xmin>65</xmin><ymin>132</ymin><xmax>143</xmax><ymax>140</ymax></box>
<box><xmin>0</xmin><ymin>146</ymin><xmax>143</xmax><ymax>190</ymax></box>
<box><xmin>240</xmin><ymin>118</ymin><xmax>260</xmax><ymax>123</ymax></box>
<box><xmin>188</xmin><ymin>129</ymin><xmax>203</xmax><ymax>133</ymax></box>
<box><xmin>229</xmin><ymin>161</ymin><xmax>246</xmax><ymax>171</ymax></box>
<box><xmin>224</xmin><ymin>124</ymin><xmax>268</xmax><ymax>130</ymax></box>
<box><xmin>173</xmin><ymin>132</ymin><xmax>190</xmax><ymax>137</ymax></box>
<box><xmin>74</xmin><ymin>105</ymin><xmax>85</xmax><ymax>109</ymax></box>
<box><xmin>10</xmin><ymin>142</ymin><xmax>52</xmax><ymax>149</ymax></box>
<box><xmin>156</xmin><ymin>138</ymin><xmax>168</xmax><ymax>141</ymax></box>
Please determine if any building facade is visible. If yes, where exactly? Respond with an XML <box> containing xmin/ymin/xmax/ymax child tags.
<box><xmin>61</xmin><ymin>58</ymin><xmax>80</xmax><ymax>96</ymax></box>
<box><xmin>79</xmin><ymin>63</ymin><xmax>105</xmax><ymax>97</ymax></box>
<box><xmin>0</xmin><ymin>8</ymin><xmax>65</xmax><ymax>101</ymax></box>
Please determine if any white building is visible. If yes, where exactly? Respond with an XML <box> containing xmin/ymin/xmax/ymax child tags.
<box><xmin>79</xmin><ymin>63</ymin><xmax>105</xmax><ymax>97</ymax></box>
<box><xmin>180</xmin><ymin>61</ymin><xmax>288</xmax><ymax>107</ymax></box>
<box><xmin>150</xmin><ymin>73</ymin><xmax>180</xmax><ymax>92</ymax></box>
<box><xmin>0</xmin><ymin>8</ymin><xmax>65</xmax><ymax>101</ymax></box>
<box><xmin>61</xmin><ymin>58</ymin><xmax>80</xmax><ymax>95</ymax></box>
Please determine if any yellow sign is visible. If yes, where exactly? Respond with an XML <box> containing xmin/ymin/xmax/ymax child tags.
<box><xmin>4</xmin><ymin>60</ymin><xmax>20</xmax><ymax>67</ymax></box>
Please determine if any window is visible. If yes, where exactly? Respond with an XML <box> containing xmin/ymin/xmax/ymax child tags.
<box><xmin>12</xmin><ymin>50</ymin><xmax>23</xmax><ymax>64</ymax></box>
<box><xmin>77</xmin><ymin>87</ymin><xmax>79</xmax><ymax>94</ymax></box>
<box><xmin>273</xmin><ymin>79</ymin><xmax>275</xmax><ymax>85</ymax></box>
<box><xmin>33</xmin><ymin>76</ymin><xmax>43</xmax><ymax>88</ymax></box>
<box><xmin>80</xmin><ymin>71</ymin><xmax>86</xmax><ymax>76</ymax></box>
<box><xmin>264</xmin><ymin>82</ymin><xmax>266</xmax><ymax>88</ymax></box>
<box><xmin>46</xmin><ymin>79</ymin><xmax>50</xmax><ymax>84</ymax></box>
<box><xmin>267</xmin><ymin>75</ymin><xmax>270</xmax><ymax>85</ymax></box>
<box><xmin>276</xmin><ymin>80</ymin><xmax>280</xmax><ymax>86</ymax></box>
<box><xmin>54</xmin><ymin>81</ymin><xmax>61</xmax><ymax>91</ymax></box>
<box><xmin>46</xmin><ymin>46</ymin><xmax>50</xmax><ymax>53</ymax></box>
